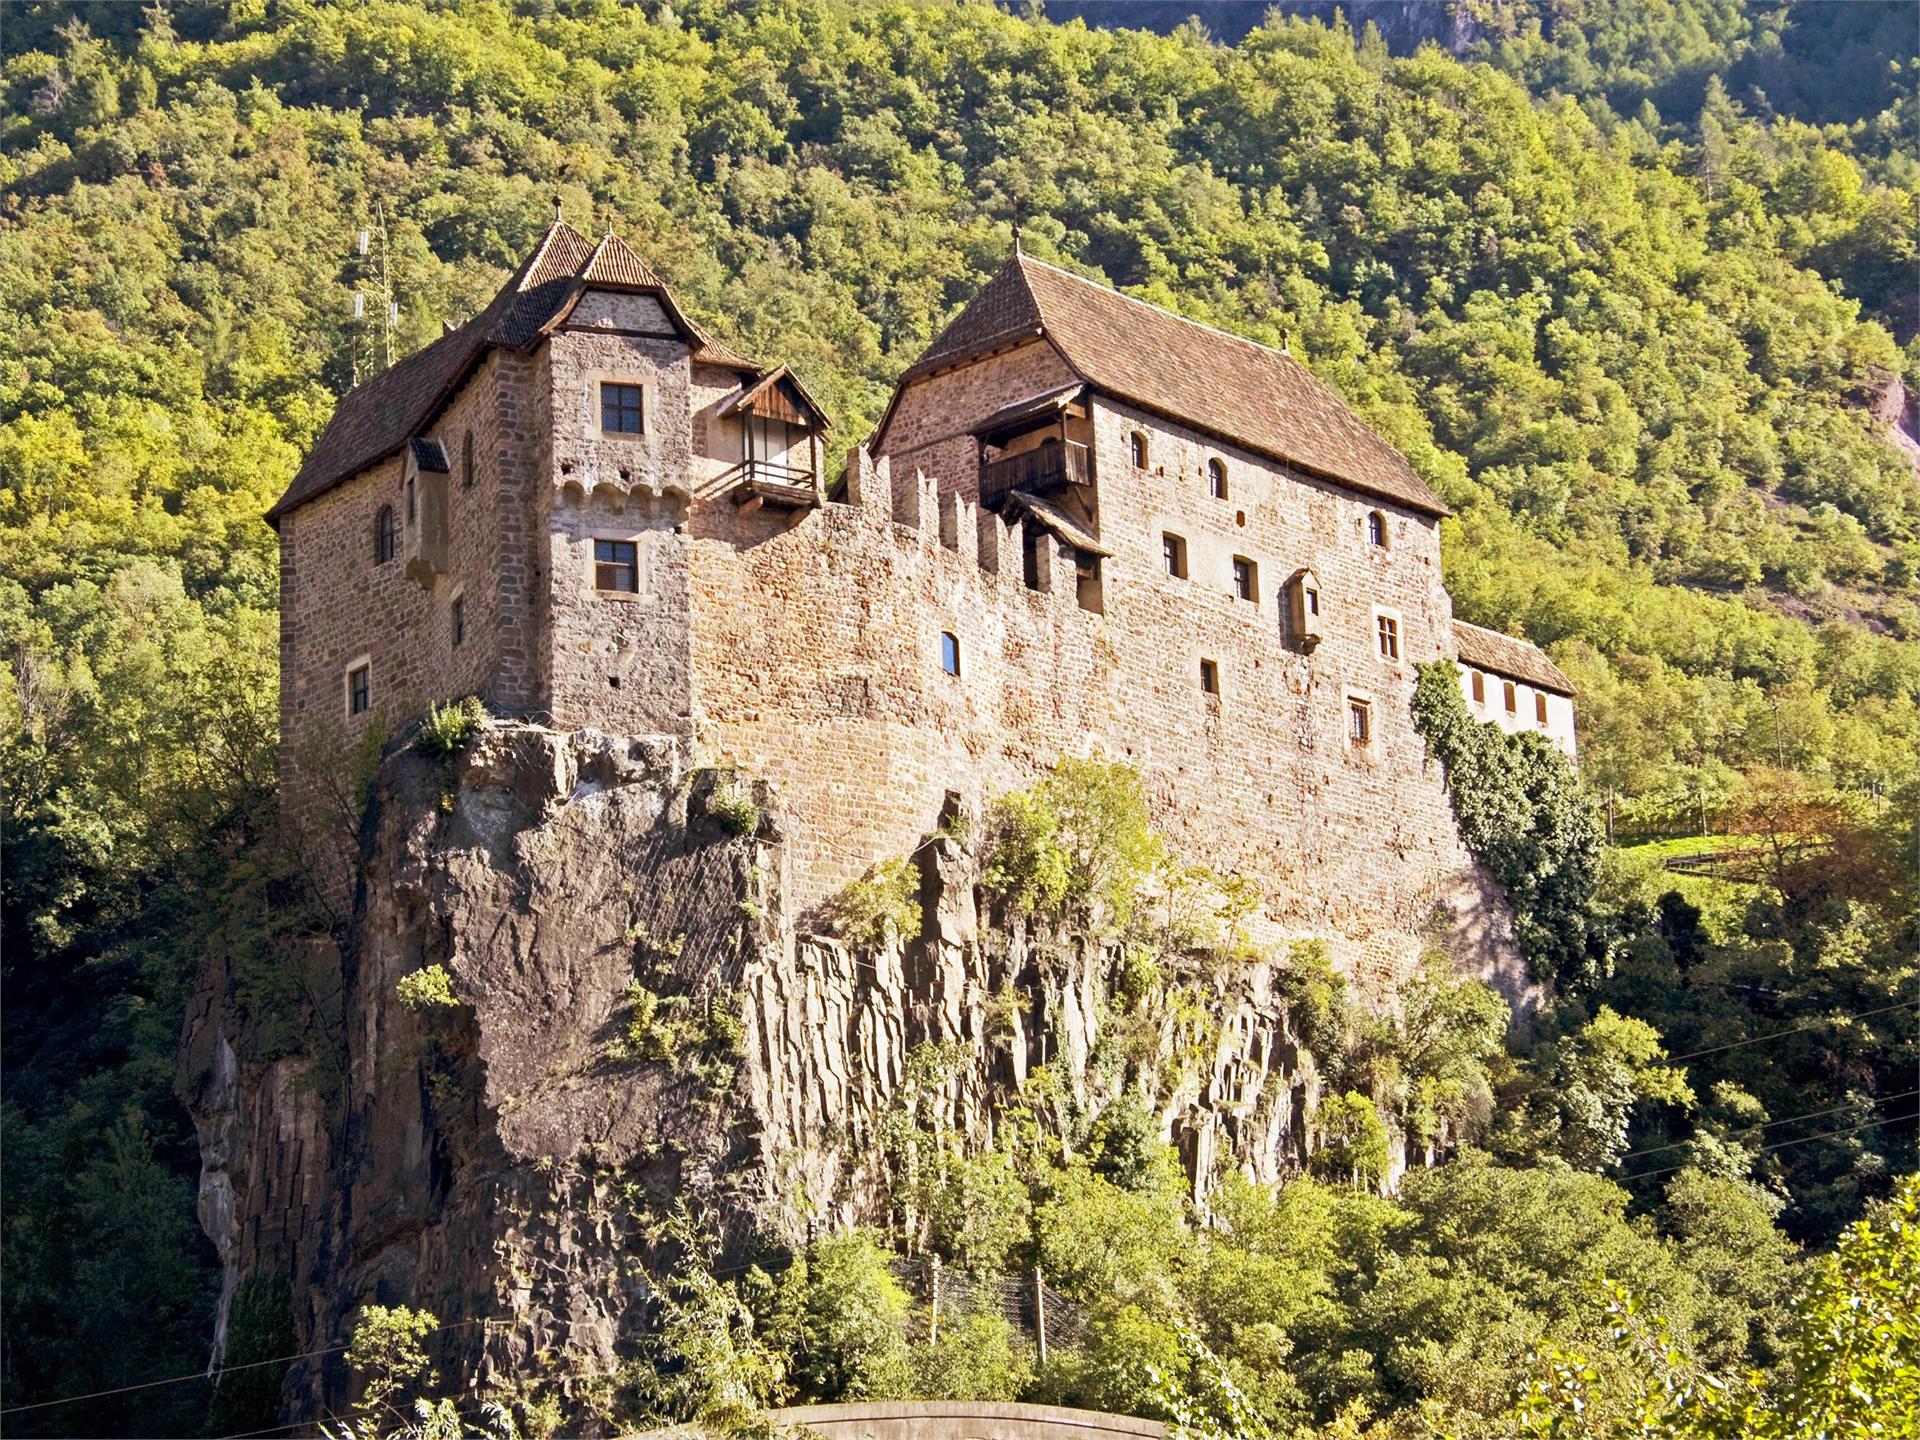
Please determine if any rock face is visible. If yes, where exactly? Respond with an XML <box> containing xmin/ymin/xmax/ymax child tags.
<box><xmin>180</xmin><ymin>721</ymin><xmax>1406</xmax><ymax>1427</ymax></box>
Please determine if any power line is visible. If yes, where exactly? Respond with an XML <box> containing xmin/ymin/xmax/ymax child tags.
<box><xmin>1620</xmin><ymin>1113</ymin><xmax>1917</xmax><ymax>1185</ymax></box>
<box><xmin>1618</xmin><ymin>1087</ymin><xmax>1920</xmax><ymax>1163</ymax></box>
<box><xmin>1662</xmin><ymin>999</ymin><xmax>1918</xmax><ymax>1064</ymax></box>
<box><xmin>0</xmin><ymin>1317</ymin><xmax>496</xmax><ymax>1418</ymax></box>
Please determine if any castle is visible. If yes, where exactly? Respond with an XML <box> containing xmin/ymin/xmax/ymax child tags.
<box><xmin>271</xmin><ymin>221</ymin><xmax>1574</xmax><ymax>997</ymax></box>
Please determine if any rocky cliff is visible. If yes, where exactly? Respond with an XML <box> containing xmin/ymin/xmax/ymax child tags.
<box><xmin>180</xmin><ymin>720</ymin><xmax>1387</xmax><ymax>1428</ymax></box>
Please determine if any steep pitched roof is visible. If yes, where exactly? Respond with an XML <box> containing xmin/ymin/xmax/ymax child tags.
<box><xmin>269</xmin><ymin>224</ymin><xmax>760</xmax><ymax>523</ymax></box>
<box><xmin>886</xmin><ymin>254</ymin><xmax>1447</xmax><ymax>518</ymax></box>
<box><xmin>1452</xmin><ymin>619</ymin><xmax>1575</xmax><ymax>697</ymax></box>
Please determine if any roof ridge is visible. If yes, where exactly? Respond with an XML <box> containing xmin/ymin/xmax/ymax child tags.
<box><xmin>515</xmin><ymin>220</ymin><xmax>590</xmax><ymax>291</ymax></box>
<box><xmin>1014</xmin><ymin>252</ymin><xmax>1305</xmax><ymax>369</ymax></box>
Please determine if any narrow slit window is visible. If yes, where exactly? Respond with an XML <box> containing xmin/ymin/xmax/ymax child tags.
<box><xmin>463</xmin><ymin>429</ymin><xmax>475</xmax><ymax>488</ymax></box>
<box><xmin>1129</xmin><ymin>431</ymin><xmax>1149</xmax><ymax>469</ymax></box>
<box><xmin>1535</xmin><ymin>691</ymin><xmax>1549</xmax><ymax>725</ymax></box>
<box><xmin>1162</xmin><ymin>533</ymin><xmax>1188</xmax><ymax>579</ymax></box>
<box><xmin>940</xmin><ymin>631</ymin><xmax>961</xmax><ymax>677</ymax></box>
<box><xmin>1200</xmin><ymin>659</ymin><xmax>1220</xmax><ymax>695</ymax></box>
<box><xmin>1232</xmin><ymin>556</ymin><xmax>1257</xmax><ymax>602</ymax></box>
<box><xmin>600</xmin><ymin>381</ymin><xmax>644</xmax><ymax>434</ymax></box>
<box><xmin>1208</xmin><ymin>457</ymin><xmax>1228</xmax><ymax>500</ymax></box>
<box><xmin>1348</xmin><ymin>698</ymin><xmax>1371</xmax><ymax>746</ymax></box>
<box><xmin>594</xmin><ymin>538</ymin><xmax>638</xmax><ymax>592</ymax></box>
<box><xmin>347</xmin><ymin>664</ymin><xmax>371</xmax><ymax>717</ymax></box>
<box><xmin>1503</xmin><ymin>680</ymin><xmax>1518</xmax><ymax>714</ymax></box>
<box><xmin>405</xmin><ymin>476</ymin><xmax>416</xmax><ymax>523</ymax></box>
<box><xmin>451</xmin><ymin>596</ymin><xmax>465</xmax><ymax>648</ymax></box>
<box><xmin>1376</xmin><ymin>614</ymin><xmax>1399</xmax><ymax>660</ymax></box>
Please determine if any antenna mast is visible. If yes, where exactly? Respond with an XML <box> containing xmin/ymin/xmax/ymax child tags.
<box><xmin>353</xmin><ymin>202</ymin><xmax>398</xmax><ymax>377</ymax></box>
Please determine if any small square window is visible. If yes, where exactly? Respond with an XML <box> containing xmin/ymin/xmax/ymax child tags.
<box><xmin>451</xmin><ymin>596</ymin><xmax>465</xmax><ymax>648</ymax></box>
<box><xmin>1535</xmin><ymin>691</ymin><xmax>1549</xmax><ymax>725</ymax></box>
<box><xmin>1503</xmin><ymin>680</ymin><xmax>1518</xmax><ymax>714</ymax></box>
<box><xmin>1376</xmin><ymin>614</ymin><xmax>1399</xmax><ymax>661</ymax></box>
<box><xmin>1470</xmin><ymin>670</ymin><xmax>1485</xmax><ymax>704</ymax></box>
<box><xmin>600</xmin><ymin>382</ymin><xmax>644</xmax><ymax>434</ymax></box>
<box><xmin>1232</xmin><ymin>557</ymin><xmax>1257</xmax><ymax>602</ymax></box>
<box><xmin>1200</xmin><ymin>658</ymin><xmax>1220</xmax><ymax>695</ymax></box>
<box><xmin>1348</xmin><ymin>699</ymin><xmax>1371</xmax><ymax>745</ymax></box>
<box><xmin>1162</xmin><ymin>533</ymin><xmax>1188</xmax><ymax>579</ymax></box>
<box><xmin>940</xmin><ymin>631</ymin><xmax>961</xmax><ymax>677</ymax></box>
<box><xmin>594</xmin><ymin>538</ymin><xmax>638</xmax><ymax>592</ymax></box>
<box><xmin>347</xmin><ymin>664</ymin><xmax>371</xmax><ymax>717</ymax></box>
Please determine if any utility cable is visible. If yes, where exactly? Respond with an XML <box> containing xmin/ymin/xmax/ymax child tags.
<box><xmin>1617</xmin><ymin>1087</ymin><xmax>1920</xmax><ymax>1163</ymax></box>
<box><xmin>1620</xmin><ymin>1114</ymin><xmax>1916</xmax><ymax>1184</ymax></box>
<box><xmin>1660</xmin><ymin>998</ymin><xmax>1918</xmax><ymax>1064</ymax></box>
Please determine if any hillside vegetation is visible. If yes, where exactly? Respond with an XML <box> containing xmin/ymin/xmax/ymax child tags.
<box><xmin>0</xmin><ymin>2</ymin><xmax>1914</xmax><ymax>1436</ymax></box>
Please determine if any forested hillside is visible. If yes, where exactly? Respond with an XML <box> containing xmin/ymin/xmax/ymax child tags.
<box><xmin>1</xmin><ymin>2</ymin><xmax>1914</xmax><ymax>1436</ymax></box>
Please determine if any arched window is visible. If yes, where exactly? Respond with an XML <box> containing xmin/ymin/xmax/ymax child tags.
<box><xmin>1366</xmin><ymin>510</ymin><xmax>1387</xmax><ymax>548</ymax></box>
<box><xmin>1129</xmin><ymin>431</ymin><xmax>1149</xmax><ymax>469</ymax></box>
<box><xmin>1503</xmin><ymin>680</ymin><xmax>1518</xmax><ymax>714</ymax></box>
<box><xmin>375</xmin><ymin>505</ymin><xmax>398</xmax><ymax>563</ymax></box>
<box><xmin>1470</xmin><ymin>670</ymin><xmax>1485</xmax><ymax>705</ymax></box>
<box><xmin>1208</xmin><ymin>457</ymin><xmax>1228</xmax><ymax>500</ymax></box>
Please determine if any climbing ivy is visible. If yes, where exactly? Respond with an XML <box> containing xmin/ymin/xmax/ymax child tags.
<box><xmin>1410</xmin><ymin>663</ymin><xmax>1609</xmax><ymax>988</ymax></box>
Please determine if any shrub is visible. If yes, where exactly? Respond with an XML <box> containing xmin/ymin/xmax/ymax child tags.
<box><xmin>835</xmin><ymin>858</ymin><xmax>922</xmax><ymax>949</ymax></box>
<box><xmin>395</xmin><ymin>963</ymin><xmax>459</xmax><ymax>1012</ymax></box>
<box><xmin>1311</xmin><ymin>1091</ymin><xmax>1390</xmax><ymax>1191</ymax></box>
<box><xmin>980</xmin><ymin>758</ymin><xmax>1163</xmax><ymax>929</ymax></box>
<box><xmin>416</xmin><ymin>696</ymin><xmax>485</xmax><ymax>758</ymax></box>
<box><xmin>705</xmin><ymin>781</ymin><xmax>760</xmax><ymax>837</ymax></box>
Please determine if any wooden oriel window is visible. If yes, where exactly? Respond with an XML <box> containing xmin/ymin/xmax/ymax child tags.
<box><xmin>600</xmin><ymin>381</ymin><xmax>644</xmax><ymax>434</ymax></box>
<box><xmin>594</xmin><ymin>538</ymin><xmax>638</xmax><ymax>592</ymax></box>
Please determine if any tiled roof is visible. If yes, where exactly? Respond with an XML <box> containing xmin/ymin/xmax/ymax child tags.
<box><xmin>894</xmin><ymin>254</ymin><xmax>1447</xmax><ymax>518</ymax></box>
<box><xmin>1452</xmin><ymin>619</ymin><xmax>1575</xmax><ymax>697</ymax></box>
<box><xmin>410</xmin><ymin>437</ymin><xmax>449</xmax><ymax>473</ymax></box>
<box><xmin>270</xmin><ymin>224</ymin><xmax>760</xmax><ymax>522</ymax></box>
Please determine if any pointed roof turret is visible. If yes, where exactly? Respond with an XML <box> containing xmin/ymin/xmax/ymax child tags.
<box><xmin>879</xmin><ymin>252</ymin><xmax>1447</xmax><ymax>518</ymax></box>
<box><xmin>270</xmin><ymin>224</ymin><xmax>762</xmax><ymax>522</ymax></box>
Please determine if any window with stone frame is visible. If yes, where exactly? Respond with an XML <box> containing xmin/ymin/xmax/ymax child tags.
<box><xmin>1348</xmin><ymin>697</ymin><xmax>1372</xmax><ymax>746</ymax></box>
<box><xmin>1376</xmin><ymin>613</ymin><xmax>1400</xmax><ymax>661</ymax></box>
<box><xmin>594</xmin><ymin>538</ymin><xmax>639</xmax><ymax>592</ymax></box>
<box><xmin>347</xmin><ymin>663</ymin><xmax>371</xmax><ymax>717</ymax></box>
<box><xmin>1366</xmin><ymin>510</ymin><xmax>1388</xmax><ymax>548</ymax></box>
<box><xmin>1232</xmin><ymin>556</ymin><xmax>1258</xmax><ymax>602</ymax></box>
<box><xmin>600</xmin><ymin>381</ymin><xmax>644</xmax><ymax>434</ymax></box>
<box><xmin>1200</xmin><ymin>658</ymin><xmax>1220</xmax><ymax>696</ymax></box>
<box><xmin>1129</xmin><ymin>431</ymin><xmax>1149</xmax><ymax>469</ymax></box>
<box><xmin>1208</xmin><ymin>457</ymin><xmax>1229</xmax><ymax>500</ymax></box>
<box><xmin>1162</xmin><ymin>532</ymin><xmax>1188</xmax><ymax>579</ymax></box>
<box><xmin>375</xmin><ymin>506</ymin><xmax>398</xmax><ymax>563</ymax></box>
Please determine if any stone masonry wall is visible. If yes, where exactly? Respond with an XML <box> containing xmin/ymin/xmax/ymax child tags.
<box><xmin>879</xmin><ymin>339</ymin><xmax>1079</xmax><ymax>500</ymax></box>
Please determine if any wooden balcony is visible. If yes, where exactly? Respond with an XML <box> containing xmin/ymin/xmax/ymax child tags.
<box><xmin>722</xmin><ymin>458</ymin><xmax>819</xmax><ymax>514</ymax></box>
<box><xmin>980</xmin><ymin>440</ymin><xmax>1090</xmax><ymax>512</ymax></box>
